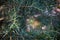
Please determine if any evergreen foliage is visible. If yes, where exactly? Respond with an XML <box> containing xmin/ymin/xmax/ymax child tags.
<box><xmin>0</xmin><ymin>0</ymin><xmax>60</xmax><ymax>40</ymax></box>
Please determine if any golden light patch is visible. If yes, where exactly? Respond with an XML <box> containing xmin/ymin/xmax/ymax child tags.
<box><xmin>31</xmin><ymin>20</ymin><xmax>40</xmax><ymax>29</ymax></box>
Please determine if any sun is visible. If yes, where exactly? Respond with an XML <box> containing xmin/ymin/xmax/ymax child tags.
<box><xmin>31</xmin><ymin>20</ymin><xmax>40</xmax><ymax>29</ymax></box>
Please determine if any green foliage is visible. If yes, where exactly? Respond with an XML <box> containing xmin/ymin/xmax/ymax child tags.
<box><xmin>0</xmin><ymin>0</ymin><xmax>60</xmax><ymax>40</ymax></box>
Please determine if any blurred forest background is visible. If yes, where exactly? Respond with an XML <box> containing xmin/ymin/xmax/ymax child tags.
<box><xmin>0</xmin><ymin>0</ymin><xmax>60</xmax><ymax>40</ymax></box>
